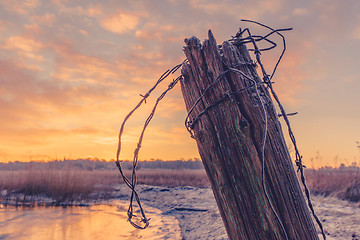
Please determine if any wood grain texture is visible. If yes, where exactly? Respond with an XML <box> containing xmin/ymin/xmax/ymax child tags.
<box><xmin>180</xmin><ymin>30</ymin><xmax>319</xmax><ymax>240</ymax></box>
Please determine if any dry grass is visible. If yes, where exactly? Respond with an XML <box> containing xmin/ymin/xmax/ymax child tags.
<box><xmin>135</xmin><ymin>169</ymin><xmax>209</xmax><ymax>187</ymax></box>
<box><xmin>0</xmin><ymin>168</ymin><xmax>209</xmax><ymax>203</ymax></box>
<box><xmin>304</xmin><ymin>167</ymin><xmax>360</xmax><ymax>202</ymax></box>
<box><xmin>1</xmin><ymin>166</ymin><xmax>359</xmax><ymax>203</ymax></box>
<box><xmin>0</xmin><ymin>169</ymin><xmax>114</xmax><ymax>202</ymax></box>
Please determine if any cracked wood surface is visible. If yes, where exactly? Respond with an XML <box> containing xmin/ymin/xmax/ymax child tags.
<box><xmin>180</xmin><ymin>30</ymin><xmax>319</xmax><ymax>240</ymax></box>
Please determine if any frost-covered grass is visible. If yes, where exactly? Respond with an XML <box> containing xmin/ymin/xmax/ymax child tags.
<box><xmin>0</xmin><ymin>168</ymin><xmax>209</xmax><ymax>203</ymax></box>
<box><xmin>0</xmin><ymin>164</ymin><xmax>359</xmax><ymax>203</ymax></box>
<box><xmin>304</xmin><ymin>166</ymin><xmax>360</xmax><ymax>202</ymax></box>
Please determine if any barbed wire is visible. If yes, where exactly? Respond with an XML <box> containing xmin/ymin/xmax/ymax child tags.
<box><xmin>239</xmin><ymin>19</ymin><xmax>326</xmax><ymax>240</ymax></box>
<box><xmin>185</xmin><ymin>20</ymin><xmax>326</xmax><ymax>239</ymax></box>
<box><xmin>116</xmin><ymin>20</ymin><xmax>326</xmax><ymax>239</ymax></box>
<box><xmin>115</xmin><ymin>62</ymin><xmax>184</xmax><ymax>229</ymax></box>
<box><xmin>185</xmin><ymin>55</ymin><xmax>290</xmax><ymax>240</ymax></box>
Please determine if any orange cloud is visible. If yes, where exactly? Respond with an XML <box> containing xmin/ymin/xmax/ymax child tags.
<box><xmin>2</xmin><ymin>35</ymin><xmax>46</xmax><ymax>62</ymax></box>
<box><xmin>87</xmin><ymin>6</ymin><xmax>102</xmax><ymax>17</ymax></box>
<box><xmin>101</xmin><ymin>11</ymin><xmax>139</xmax><ymax>34</ymax></box>
<box><xmin>51</xmin><ymin>43</ymin><xmax>121</xmax><ymax>85</ymax></box>
<box><xmin>266</xmin><ymin>50</ymin><xmax>306</xmax><ymax>106</ymax></box>
<box><xmin>0</xmin><ymin>0</ymin><xmax>357</xmax><ymax>164</ymax></box>
<box><xmin>0</xmin><ymin>57</ymin><xmax>121</xmax><ymax>131</ymax></box>
<box><xmin>156</xmin><ymin>94</ymin><xmax>186</xmax><ymax>119</ymax></box>
<box><xmin>118</xmin><ymin>124</ymin><xmax>198</xmax><ymax>161</ymax></box>
<box><xmin>2</xmin><ymin>35</ymin><xmax>45</xmax><ymax>52</ymax></box>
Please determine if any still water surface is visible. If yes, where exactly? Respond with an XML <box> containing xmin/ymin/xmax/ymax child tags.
<box><xmin>0</xmin><ymin>201</ymin><xmax>180</xmax><ymax>240</ymax></box>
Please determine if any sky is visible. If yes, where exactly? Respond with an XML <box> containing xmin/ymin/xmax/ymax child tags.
<box><xmin>0</xmin><ymin>0</ymin><xmax>359</xmax><ymax>167</ymax></box>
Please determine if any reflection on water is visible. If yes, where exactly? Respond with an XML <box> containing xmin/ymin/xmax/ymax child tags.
<box><xmin>0</xmin><ymin>201</ymin><xmax>180</xmax><ymax>240</ymax></box>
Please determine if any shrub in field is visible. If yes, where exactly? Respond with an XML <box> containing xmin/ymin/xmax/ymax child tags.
<box><xmin>135</xmin><ymin>169</ymin><xmax>210</xmax><ymax>187</ymax></box>
<box><xmin>304</xmin><ymin>166</ymin><xmax>360</xmax><ymax>202</ymax></box>
<box><xmin>1</xmin><ymin>161</ymin><xmax>359</xmax><ymax>203</ymax></box>
<box><xmin>0</xmin><ymin>169</ymin><xmax>119</xmax><ymax>202</ymax></box>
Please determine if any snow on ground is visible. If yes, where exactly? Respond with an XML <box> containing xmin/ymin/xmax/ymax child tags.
<box><xmin>114</xmin><ymin>184</ymin><xmax>360</xmax><ymax>240</ymax></box>
<box><xmin>1</xmin><ymin>184</ymin><xmax>359</xmax><ymax>239</ymax></box>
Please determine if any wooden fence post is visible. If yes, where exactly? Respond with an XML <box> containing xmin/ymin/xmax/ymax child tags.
<box><xmin>180</xmin><ymin>30</ymin><xmax>319</xmax><ymax>240</ymax></box>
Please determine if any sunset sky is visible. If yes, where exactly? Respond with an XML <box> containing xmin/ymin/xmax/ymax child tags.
<box><xmin>0</xmin><ymin>0</ymin><xmax>359</xmax><ymax>167</ymax></box>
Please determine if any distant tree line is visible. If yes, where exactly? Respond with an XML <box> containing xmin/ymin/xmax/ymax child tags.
<box><xmin>0</xmin><ymin>158</ymin><xmax>204</xmax><ymax>171</ymax></box>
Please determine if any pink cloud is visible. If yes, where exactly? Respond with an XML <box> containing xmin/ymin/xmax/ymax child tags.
<box><xmin>189</xmin><ymin>0</ymin><xmax>285</xmax><ymax>18</ymax></box>
<box><xmin>24</xmin><ymin>0</ymin><xmax>39</xmax><ymax>7</ymax></box>
<box><xmin>0</xmin><ymin>57</ymin><xmax>119</xmax><ymax>127</ymax></box>
<box><xmin>135</xmin><ymin>29</ymin><xmax>184</xmax><ymax>43</ymax></box>
<box><xmin>50</xmin><ymin>42</ymin><xmax>121</xmax><ymax>85</ymax></box>
<box><xmin>25</xmin><ymin>23</ymin><xmax>42</xmax><ymax>34</ymax></box>
<box><xmin>79</xmin><ymin>29</ymin><xmax>88</xmax><ymax>35</ymax></box>
<box><xmin>134</xmin><ymin>22</ymin><xmax>185</xmax><ymax>42</ymax></box>
<box><xmin>2</xmin><ymin>35</ymin><xmax>45</xmax><ymax>52</ymax></box>
<box><xmin>0</xmin><ymin>0</ymin><xmax>357</xmax><ymax>163</ymax></box>
<box><xmin>32</xmin><ymin>13</ymin><xmax>57</xmax><ymax>24</ymax></box>
<box><xmin>0</xmin><ymin>21</ymin><xmax>5</xmax><ymax>32</ymax></box>
<box><xmin>353</xmin><ymin>24</ymin><xmax>360</xmax><ymax>40</ymax></box>
<box><xmin>51</xmin><ymin>1</ymin><xmax>103</xmax><ymax>18</ymax></box>
<box><xmin>293</xmin><ymin>8</ymin><xmax>310</xmax><ymax>16</ymax></box>
<box><xmin>1</xmin><ymin>0</ymin><xmax>39</xmax><ymax>14</ymax></box>
<box><xmin>86</xmin><ymin>6</ymin><xmax>102</xmax><ymax>17</ymax></box>
<box><xmin>101</xmin><ymin>11</ymin><xmax>139</xmax><ymax>34</ymax></box>
<box><xmin>1</xmin><ymin>35</ymin><xmax>46</xmax><ymax>63</ymax></box>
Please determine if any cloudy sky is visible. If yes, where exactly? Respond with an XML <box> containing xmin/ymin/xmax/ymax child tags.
<box><xmin>0</xmin><ymin>0</ymin><xmax>359</xmax><ymax>167</ymax></box>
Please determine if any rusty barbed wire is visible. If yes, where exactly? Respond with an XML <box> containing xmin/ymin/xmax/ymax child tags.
<box><xmin>185</xmin><ymin>20</ymin><xmax>326</xmax><ymax>239</ymax></box>
<box><xmin>185</xmin><ymin>68</ymin><xmax>256</xmax><ymax>138</ymax></box>
<box><xmin>186</xmin><ymin>83</ymin><xmax>256</xmax><ymax>134</ymax></box>
<box><xmin>185</xmin><ymin>64</ymin><xmax>289</xmax><ymax>239</ymax></box>
<box><xmin>116</xmin><ymin>62</ymin><xmax>184</xmax><ymax>229</ymax></box>
<box><xmin>239</xmin><ymin>19</ymin><xmax>326</xmax><ymax>240</ymax></box>
<box><xmin>116</xmin><ymin>20</ymin><xmax>326</xmax><ymax>238</ymax></box>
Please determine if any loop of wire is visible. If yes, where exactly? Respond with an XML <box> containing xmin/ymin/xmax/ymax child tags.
<box><xmin>115</xmin><ymin>62</ymin><xmax>184</xmax><ymax>229</ymax></box>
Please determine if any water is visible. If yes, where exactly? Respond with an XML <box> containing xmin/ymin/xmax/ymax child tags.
<box><xmin>0</xmin><ymin>201</ymin><xmax>180</xmax><ymax>240</ymax></box>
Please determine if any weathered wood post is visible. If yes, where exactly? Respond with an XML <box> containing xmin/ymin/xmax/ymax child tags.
<box><xmin>180</xmin><ymin>30</ymin><xmax>319</xmax><ymax>240</ymax></box>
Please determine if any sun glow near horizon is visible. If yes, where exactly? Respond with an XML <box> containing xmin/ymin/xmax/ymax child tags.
<box><xmin>0</xmin><ymin>0</ymin><xmax>359</xmax><ymax>167</ymax></box>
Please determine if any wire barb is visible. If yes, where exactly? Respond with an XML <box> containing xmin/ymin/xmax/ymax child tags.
<box><xmin>115</xmin><ymin>61</ymin><xmax>185</xmax><ymax>229</ymax></box>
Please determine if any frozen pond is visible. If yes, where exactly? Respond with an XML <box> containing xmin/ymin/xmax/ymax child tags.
<box><xmin>0</xmin><ymin>201</ymin><xmax>180</xmax><ymax>240</ymax></box>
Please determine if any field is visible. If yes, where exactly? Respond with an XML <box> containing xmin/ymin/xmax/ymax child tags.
<box><xmin>304</xmin><ymin>166</ymin><xmax>360</xmax><ymax>202</ymax></box>
<box><xmin>0</xmin><ymin>160</ymin><xmax>210</xmax><ymax>203</ymax></box>
<box><xmin>0</xmin><ymin>160</ymin><xmax>359</xmax><ymax>204</ymax></box>
<box><xmin>1</xmin><ymin>160</ymin><xmax>359</xmax><ymax>239</ymax></box>
<box><xmin>0</xmin><ymin>168</ymin><xmax>210</xmax><ymax>203</ymax></box>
